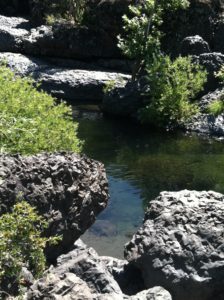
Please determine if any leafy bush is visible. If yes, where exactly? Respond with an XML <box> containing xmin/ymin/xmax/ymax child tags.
<box><xmin>118</xmin><ymin>0</ymin><xmax>189</xmax><ymax>79</ymax></box>
<box><xmin>0</xmin><ymin>201</ymin><xmax>59</xmax><ymax>296</ymax></box>
<box><xmin>139</xmin><ymin>56</ymin><xmax>207</xmax><ymax>127</ymax></box>
<box><xmin>0</xmin><ymin>65</ymin><xmax>82</xmax><ymax>155</ymax></box>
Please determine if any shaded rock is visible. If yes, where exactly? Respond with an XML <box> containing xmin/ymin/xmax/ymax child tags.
<box><xmin>198</xmin><ymin>87</ymin><xmax>224</xmax><ymax>112</ymax></box>
<box><xmin>0</xmin><ymin>14</ymin><xmax>123</xmax><ymax>60</ymax></box>
<box><xmin>162</xmin><ymin>0</ymin><xmax>224</xmax><ymax>56</ymax></box>
<box><xmin>185</xmin><ymin>87</ymin><xmax>224</xmax><ymax>137</ymax></box>
<box><xmin>101</xmin><ymin>256</ymin><xmax>145</xmax><ymax>296</ymax></box>
<box><xmin>0</xmin><ymin>52</ymin><xmax>130</xmax><ymax>102</ymax></box>
<box><xmin>0</xmin><ymin>153</ymin><xmax>109</xmax><ymax>261</ymax></box>
<box><xmin>26</xmin><ymin>239</ymin><xmax>171</xmax><ymax>300</ymax></box>
<box><xmin>102</xmin><ymin>78</ymin><xmax>148</xmax><ymax>118</ymax></box>
<box><xmin>130</xmin><ymin>286</ymin><xmax>172</xmax><ymax>300</ymax></box>
<box><xmin>22</xmin><ymin>23</ymin><xmax>122</xmax><ymax>60</ymax></box>
<box><xmin>193</xmin><ymin>52</ymin><xmax>224</xmax><ymax>92</ymax></box>
<box><xmin>125</xmin><ymin>190</ymin><xmax>224</xmax><ymax>300</ymax></box>
<box><xmin>180</xmin><ymin>35</ymin><xmax>210</xmax><ymax>56</ymax></box>
<box><xmin>185</xmin><ymin>113</ymin><xmax>224</xmax><ymax>137</ymax></box>
<box><xmin>0</xmin><ymin>0</ymin><xmax>30</xmax><ymax>16</ymax></box>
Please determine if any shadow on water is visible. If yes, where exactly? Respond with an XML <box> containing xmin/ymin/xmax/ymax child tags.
<box><xmin>74</xmin><ymin>106</ymin><xmax>224</xmax><ymax>258</ymax></box>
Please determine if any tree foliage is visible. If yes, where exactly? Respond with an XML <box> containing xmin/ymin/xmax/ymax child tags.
<box><xmin>0</xmin><ymin>65</ymin><xmax>82</xmax><ymax>155</ymax></box>
<box><xmin>118</xmin><ymin>0</ymin><xmax>189</xmax><ymax>77</ymax></box>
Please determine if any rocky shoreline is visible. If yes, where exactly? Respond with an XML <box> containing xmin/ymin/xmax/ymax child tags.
<box><xmin>1</xmin><ymin>1</ymin><xmax>224</xmax><ymax>299</ymax></box>
<box><xmin>1</xmin><ymin>154</ymin><xmax>224</xmax><ymax>300</ymax></box>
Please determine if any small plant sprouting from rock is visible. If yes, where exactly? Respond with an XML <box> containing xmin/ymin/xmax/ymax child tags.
<box><xmin>216</xmin><ymin>65</ymin><xmax>224</xmax><ymax>83</ymax></box>
<box><xmin>0</xmin><ymin>201</ymin><xmax>60</xmax><ymax>297</ymax></box>
<box><xmin>207</xmin><ymin>66</ymin><xmax>224</xmax><ymax>116</ymax></box>
<box><xmin>103</xmin><ymin>80</ymin><xmax>116</xmax><ymax>94</ymax></box>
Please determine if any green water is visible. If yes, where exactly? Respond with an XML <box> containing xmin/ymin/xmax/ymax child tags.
<box><xmin>75</xmin><ymin>108</ymin><xmax>224</xmax><ymax>258</ymax></box>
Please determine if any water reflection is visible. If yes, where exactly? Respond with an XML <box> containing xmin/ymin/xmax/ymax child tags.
<box><xmin>75</xmin><ymin>109</ymin><xmax>224</xmax><ymax>257</ymax></box>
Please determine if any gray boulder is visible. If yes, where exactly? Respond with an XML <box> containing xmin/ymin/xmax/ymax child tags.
<box><xmin>26</xmin><ymin>240</ymin><xmax>171</xmax><ymax>300</ymax></box>
<box><xmin>180</xmin><ymin>35</ymin><xmax>210</xmax><ymax>56</ymax></box>
<box><xmin>125</xmin><ymin>190</ymin><xmax>224</xmax><ymax>300</ymax></box>
<box><xmin>185</xmin><ymin>113</ymin><xmax>224</xmax><ymax>137</ymax></box>
<box><xmin>193</xmin><ymin>52</ymin><xmax>224</xmax><ymax>92</ymax></box>
<box><xmin>0</xmin><ymin>52</ymin><xmax>130</xmax><ymax>102</ymax></box>
<box><xmin>0</xmin><ymin>153</ymin><xmax>109</xmax><ymax>261</ymax></box>
<box><xmin>0</xmin><ymin>15</ymin><xmax>30</xmax><ymax>52</ymax></box>
<box><xmin>184</xmin><ymin>87</ymin><xmax>224</xmax><ymax>137</ymax></box>
<box><xmin>197</xmin><ymin>87</ymin><xmax>224</xmax><ymax>112</ymax></box>
<box><xmin>102</xmin><ymin>78</ymin><xmax>148</xmax><ymax>118</ymax></box>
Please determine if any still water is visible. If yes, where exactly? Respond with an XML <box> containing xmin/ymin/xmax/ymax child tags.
<box><xmin>74</xmin><ymin>106</ymin><xmax>224</xmax><ymax>258</ymax></box>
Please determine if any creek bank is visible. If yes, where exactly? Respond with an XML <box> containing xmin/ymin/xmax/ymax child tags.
<box><xmin>0</xmin><ymin>152</ymin><xmax>108</xmax><ymax>262</ymax></box>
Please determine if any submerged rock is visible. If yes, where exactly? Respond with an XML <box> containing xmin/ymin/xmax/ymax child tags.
<box><xmin>26</xmin><ymin>239</ymin><xmax>172</xmax><ymax>300</ymax></box>
<box><xmin>0</xmin><ymin>153</ymin><xmax>109</xmax><ymax>261</ymax></box>
<box><xmin>125</xmin><ymin>190</ymin><xmax>224</xmax><ymax>300</ymax></box>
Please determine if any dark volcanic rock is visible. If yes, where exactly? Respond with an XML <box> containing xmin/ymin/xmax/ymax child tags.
<box><xmin>180</xmin><ymin>35</ymin><xmax>210</xmax><ymax>56</ymax></box>
<box><xmin>26</xmin><ymin>239</ymin><xmax>172</xmax><ymax>300</ymax></box>
<box><xmin>0</xmin><ymin>52</ymin><xmax>130</xmax><ymax>102</ymax></box>
<box><xmin>102</xmin><ymin>78</ymin><xmax>147</xmax><ymax>118</ymax></box>
<box><xmin>125</xmin><ymin>190</ymin><xmax>224</xmax><ymax>300</ymax></box>
<box><xmin>162</xmin><ymin>0</ymin><xmax>224</xmax><ymax>55</ymax></box>
<box><xmin>0</xmin><ymin>153</ymin><xmax>109</xmax><ymax>261</ymax></box>
<box><xmin>185</xmin><ymin>88</ymin><xmax>224</xmax><ymax>137</ymax></box>
<box><xmin>193</xmin><ymin>53</ymin><xmax>224</xmax><ymax>92</ymax></box>
<box><xmin>185</xmin><ymin>113</ymin><xmax>224</xmax><ymax>137</ymax></box>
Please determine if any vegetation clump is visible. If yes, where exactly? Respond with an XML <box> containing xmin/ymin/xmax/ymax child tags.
<box><xmin>118</xmin><ymin>0</ymin><xmax>207</xmax><ymax>127</ymax></box>
<box><xmin>0</xmin><ymin>65</ymin><xmax>81</xmax><ymax>155</ymax></box>
<box><xmin>140</xmin><ymin>56</ymin><xmax>207</xmax><ymax>127</ymax></box>
<box><xmin>0</xmin><ymin>201</ymin><xmax>59</xmax><ymax>297</ymax></box>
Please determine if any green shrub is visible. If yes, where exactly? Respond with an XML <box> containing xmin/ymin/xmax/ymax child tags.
<box><xmin>0</xmin><ymin>65</ymin><xmax>82</xmax><ymax>155</ymax></box>
<box><xmin>0</xmin><ymin>201</ymin><xmax>59</xmax><ymax>296</ymax></box>
<box><xmin>208</xmin><ymin>100</ymin><xmax>224</xmax><ymax>116</ymax></box>
<box><xmin>139</xmin><ymin>56</ymin><xmax>207</xmax><ymax>127</ymax></box>
<box><xmin>216</xmin><ymin>65</ymin><xmax>224</xmax><ymax>83</ymax></box>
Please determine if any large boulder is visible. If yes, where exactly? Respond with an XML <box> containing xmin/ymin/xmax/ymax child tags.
<box><xmin>125</xmin><ymin>190</ymin><xmax>224</xmax><ymax>300</ymax></box>
<box><xmin>26</xmin><ymin>239</ymin><xmax>172</xmax><ymax>300</ymax></box>
<box><xmin>192</xmin><ymin>52</ymin><xmax>224</xmax><ymax>93</ymax></box>
<box><xmin>180</xmin><ymin>35</ymin><xmax>210</xmax><ymax>56</ymax></box>
<box><xmin>0</xmin><ymin>153</ymin><xmax>109</xmax><ymax>261</ymax></box>
<box><xmin>0</xmin><ymin>52</ymin><xmax>130</xmax><ymax>102</ymax></box>
<box><xmin>102</xmin><ymin>78</ymin><xmax>147</xmax><ymax>118</ymax></box>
